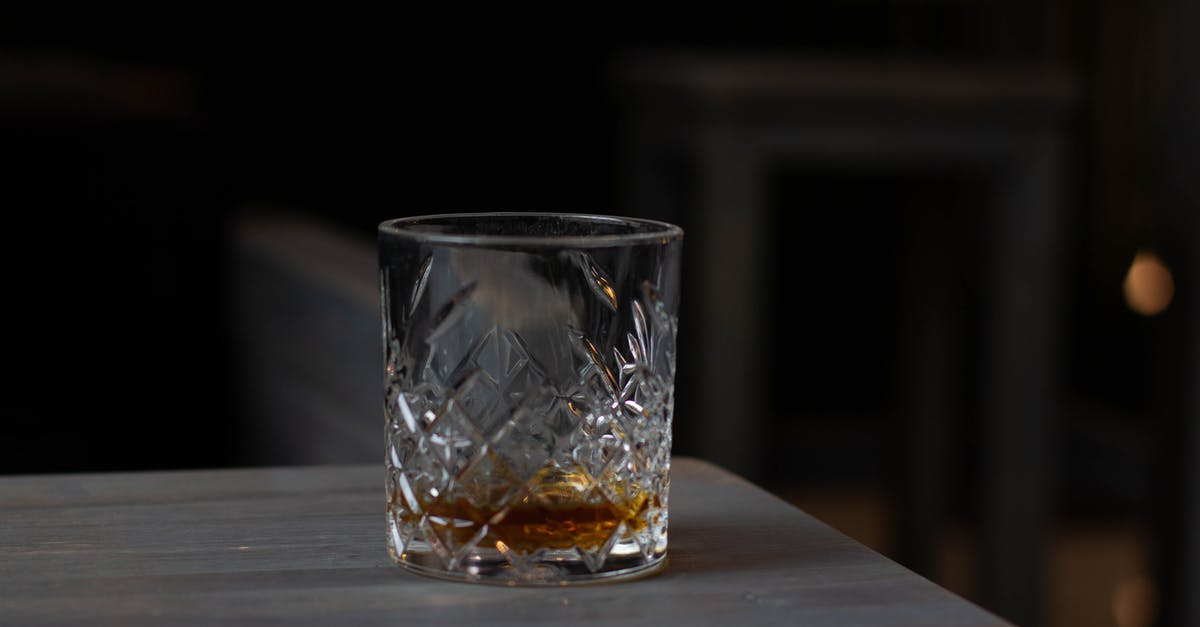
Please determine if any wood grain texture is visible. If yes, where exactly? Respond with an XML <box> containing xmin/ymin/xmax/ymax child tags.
<box><xmin>0</xmin><ymin>458</ymin><xmax>1008</xmax><ymax>626</ymax></box>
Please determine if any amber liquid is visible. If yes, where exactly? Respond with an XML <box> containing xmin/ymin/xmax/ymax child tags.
<box><xmin>399</xmin><ymin>469</ymin><xmax>657</xmax><ymax>554</ymax></box>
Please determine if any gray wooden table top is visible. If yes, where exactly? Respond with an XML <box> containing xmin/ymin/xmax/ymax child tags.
<box><xmin>0</xmin><ymin>457</ymin><xmax>1008</xmax><ymax>626</ymax></box>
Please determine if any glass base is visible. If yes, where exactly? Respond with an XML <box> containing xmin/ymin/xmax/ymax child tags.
<box><xmin>389</xmin><ymin>543</ymin><xmax>668</xmax><ymax>586</ymax></box>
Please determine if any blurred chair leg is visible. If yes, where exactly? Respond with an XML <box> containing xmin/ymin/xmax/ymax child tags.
<box><xmin>1155</xmin><ymin>3</ymin><xmax>1200</xmax><ymax>624</ymax></box>
<box><xmin>897</xmin><ymin>206</ymin><xmax>961</xmax><ymax>579</ymax></box>
<box><xmin>1154</xmin><ymin>223</ymin><xmax>1199</xmax><ymax>627</ymax></box>
<box><xmin>693</xmin><ymin>128</ymin><xmax>768</xmax><ymax>480</ymax></box>
<box><xmin>980</xmin><ymin>135</ymin><xmax>1066</xmax><ymax>626</ymax></box>
<box><xmin>1183</xmin><ymin>300</ymin><xmax>1200</xmax><ymax>627</ymax></box>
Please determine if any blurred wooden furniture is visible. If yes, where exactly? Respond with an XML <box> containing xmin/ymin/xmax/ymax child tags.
<box><xmin>1152</xmin><ymin>4</ymin><xmax>1200</xmax><ymax>624</ymax></box>
<box><xmin>617</xmin><ymin>53</ymin><xmax>1076</xmax><ymax>626</ymax></box>
<box><xmin>0</xmin><ymin>457</ymin><xmax>1008</xmax><ymax>626</ymax></box>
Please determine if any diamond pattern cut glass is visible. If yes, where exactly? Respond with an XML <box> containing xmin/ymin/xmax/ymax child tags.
<box><xmin>379</xmin><ymin>213</ymin><xmax>683</xmax><ymax>585</ymax></box>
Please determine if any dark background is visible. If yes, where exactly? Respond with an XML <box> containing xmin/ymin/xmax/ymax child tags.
<box><xmin>0</xmin><ymin>0</ymin><xmax>1148</xmax><ymax>466</ymax></box>
<box><xmin>2</xmin><ymin>2</ymin><xmax>1196</xmax><ymax>626</ymax></box>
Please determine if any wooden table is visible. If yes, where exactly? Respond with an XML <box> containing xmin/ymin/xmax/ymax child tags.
<box><xmin>0</xmin><ymin>458</ymin><xmax>1007</xmax><ymax>626</ymax></box>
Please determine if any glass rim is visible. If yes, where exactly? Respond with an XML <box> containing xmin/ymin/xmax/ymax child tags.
<box><xmin>378</xmin><ymin>212</ymin><xmax>683</xmax><ymax>248</ymax></box>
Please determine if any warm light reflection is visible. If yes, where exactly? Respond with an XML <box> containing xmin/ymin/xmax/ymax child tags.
<box><xmin>1112</xmin><ymin>575</ymin><xmax>1158</xmax><ymax>627</ymax></box>
<box><xmin>1123</xmin><ymin>251</ymin><xmax>1174</xmax><ymax>316</ymax></box>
